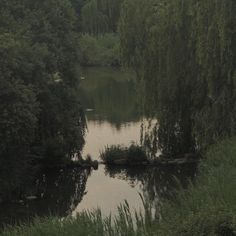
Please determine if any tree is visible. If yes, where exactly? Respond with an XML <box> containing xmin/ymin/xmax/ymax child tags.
<box><xmin>0</xmin><ymin>0</ymin><xmax>86</xmax><ymax>199</ymax></box>
<box><xmin>81</xmin><ymin>0</ymin><xmax>123</xmax><ymax>34</ymax></box>
<box><xmin>119</xmin><ymin>0</ymin><xmax>236</xmax><ymax>156</ymax></box>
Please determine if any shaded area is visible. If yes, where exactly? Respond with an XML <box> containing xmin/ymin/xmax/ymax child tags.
<box><xmin>0</xmin><ymin>168</ymin><xmax>90</xmax><ymax>229</ymax></box>
<box><xmin>105</xmin><ymin>164</ymin><xmax>197</xmax><ymax>202</ymax></box>
<box><xmin>0</xmin><ymin>163</ymin><xmax>197</xmax><ymax>230</ymax></box>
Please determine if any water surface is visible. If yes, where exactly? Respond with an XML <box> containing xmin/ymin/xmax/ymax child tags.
<box><xmin>0</xmin><ymin>67</ymin><xmax>196</xmax><ymax>227</ymax></box>
<box><xmin>75</xmin><ymin>67</ymin><xmax>196</xmax><ymax>216</ymax></box>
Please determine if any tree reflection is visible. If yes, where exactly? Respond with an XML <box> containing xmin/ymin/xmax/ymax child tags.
<box><xmin>105</xmin><ymin>164</ymin><xmax>197</xmax><ymax>204</ymax></box>
<box><xmin>78</xmin><ymin>67</ymin><xmax>141</xmax><ymax>128</ymax></box>
<box><xmin>0</xmin><ymin>167</ymin><xmax>90</xmax><ymax>228</ymax></box>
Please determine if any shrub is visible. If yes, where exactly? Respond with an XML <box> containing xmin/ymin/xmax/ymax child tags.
<box><xmin>100</xmin><ymin>144</ymin><xmax>148</xmax><ymax>165</ymax></box>
<box><xmin>127</xmin><ymin>144</ymin><xmax>148</xmax><ymax>164</ymax></box>
<box><xmin>100</xmin><ymin>145</ymin><xmax>128</xmax><ymax>164</ymax></box>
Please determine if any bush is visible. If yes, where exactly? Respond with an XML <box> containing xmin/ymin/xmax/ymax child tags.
<box><xmin>0</xmin><ymin>79</ymin><xmax>39</xmax><ymax>201</ymax></box>
<box><xmin>100</xmin><ymin>144</ymin><xmax>148</xmax><ymax>165</ymax></box>
<box><xmin>100</xmin><ymin>145</ymin><xmax>127</xmax><ymax>164</ymax></box>
<box><xmin>127</xmin><ymin>144</ymin><xmax>148</xmax><ymax>164</ymax></box>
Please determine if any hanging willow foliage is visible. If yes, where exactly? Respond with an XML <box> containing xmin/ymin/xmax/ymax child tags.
<box><xmin>120</xmin><ymin>0</ymin><xmax>236</xmax><ymax>156</ymax></box>
<box><xmin>81</xmin><ymin>0</ymin><xmax>123</xmax><ymax>34</ymax></box>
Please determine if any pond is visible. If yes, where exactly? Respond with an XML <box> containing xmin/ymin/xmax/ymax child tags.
<box><xmin>0</xmin><ymin>67</ymin><xmax>197</xmax><ymax>228</ymax></box>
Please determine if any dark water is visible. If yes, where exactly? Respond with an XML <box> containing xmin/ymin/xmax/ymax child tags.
<box><xmin>0</xmin><ymin>67</ymin><xmax>196</xmax><ymax>227</ymax></box>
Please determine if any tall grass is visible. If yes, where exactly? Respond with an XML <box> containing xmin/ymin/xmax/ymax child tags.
<box><xmin>2</xmin><ymin>138</ymin><xmax>236</xmax><ymax>235</ymax></box>
<box><xmin>155</xmin><ymin>138</ymin><xmax>236</xmax><ymax>235</ymax></box>
<box><xmin>1</xmin><ymin>204</ymin><xmax>154</xmax><ymax>236</ymax></box>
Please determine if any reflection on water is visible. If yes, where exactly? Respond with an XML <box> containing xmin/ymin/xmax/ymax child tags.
<box><xmin>72</xmin><ymin>164</ymin><xmax>196</xmax><ymax>218</ymax></box>
<box><xmin>79</xmin><ymin>67</ymin><xmax>142</xmax><ymax>159</ymax></box>
<box><xmin>73</xmin><ymin>67</ymin><xmax>196</xmax><ymax>217</ymax></box>
<box><xmin>0</xmin><ymin>168</ymin><xmax>90</xmax><ymax>227</ymax></box>
<box><xmin>78</xmin><ymin>67</ymin><xmax>140</xmax><ymax>127</ymax></box>
<box><xmin>105</xmin><ymin>165</ymin><xmax>196</xmax><ymax>202</ymax></box>
<box><xmin>72</xmin><ymin>165</ymin><xmax>145</xmax><ymax>217</ymax></box>
<box><xmin>0</xmin><ymin>67</ymin><xmax>197</xmax><ymax>228</ymax></box>
<box><xmin>82</xmin><ymin>121</ymin><xmax>141</xmax><ymax>159</ymax></box>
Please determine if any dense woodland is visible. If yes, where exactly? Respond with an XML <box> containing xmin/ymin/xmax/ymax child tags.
<box><xmin>0</xmin><ymin>0</ymin><xmax>123</xmax><ymax>201</ymax></box>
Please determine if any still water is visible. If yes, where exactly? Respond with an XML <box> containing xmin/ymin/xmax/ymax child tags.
<box><xmin>0</xmin><ymin>67</ymin><xmax>196</xmax><ymax>227</ymax></box>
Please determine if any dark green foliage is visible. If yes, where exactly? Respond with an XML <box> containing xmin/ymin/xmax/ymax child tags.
<box><xmin>74</xmin><ymin>0</ymin><xmax>124</xmax><ymax>66</ymax></box>
<box><xmin>127</xmin><ymin>144</ymin><xmax>148</xmax><ymax>164</ymax></box>
<box><xmin>78</xmin><ymin>33</ymin><xmax>120</xmax><ymax>66</ymax></box>
<box><xmin>81</xmin><ymin>0</ymin><xmax>123</xmax><ymax>35</ymax></box>
<box><xmin>100</xmin><ymin>145</ymin><xmax>128</xmax><ymax>164</ymax></box>
<box><xmin>191</xmin><ymin>0</ymin><xmax>236</xmax><ymax>149</ymax></box>
<box><xmin>0</xmin><ymin>0</ymin><xmax>124</xmax><ymax>200</ymax></box>
<box><xmin>0</xmin><ymin>0</ymin><xmax>86</xmax><ymax>199</ymax></box>
<box><xmin>0</xmin><ymin>79</ymin><xmax>39</xmax><ymax>152</ymax></box>
<box><xmin>78</xmin><ymin>67</ymin><xmax>139</xmax><ymax>127</ymax></box>
<box><xmin>119</xmin><ymin>0</ymin><xmax>236</xmax><ymax>156</ymax></box>
<box><xmin>0</xmin><ymin>79</ymin><xmax>38</xmax><ymax>198</ymax></box>
<box><xmin>0</xmin><ymin>36</ymin><xmax>40</xmax><ymax>200</ymax></box>
<box><xmin>100</xmin><ymin>144</ymin><xmax>148</xmax><ymax>165</ymax></box>
<box><xmin>69</xmin><ymin>0</ymin><xmax>123</xmax><ymax>35</ymax></box>
<box><xmin>36</xmin><ymin>83</ymin><xmax>86</xmax><ymax>163</ymax></box>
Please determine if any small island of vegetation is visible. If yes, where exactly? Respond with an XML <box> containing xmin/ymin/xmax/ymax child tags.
<box><xmin>100</xmin><ymin>144</ymin><xmax>148</xmax><ymax>165</ymax></box>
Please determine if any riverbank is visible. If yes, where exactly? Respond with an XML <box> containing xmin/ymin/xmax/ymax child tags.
<box><xmin>1</xmin><ymin>138</ymin><xmax>235</xmax><ymax>235</ymax></box>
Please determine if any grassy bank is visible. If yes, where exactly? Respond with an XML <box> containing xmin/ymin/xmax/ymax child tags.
<box><xmin>2</xmin><ymin>138</ymin><xmax>236</xmax><ymax>236</ymax></box>
<box><xmin>156</xmin><ymin>138</ymin><xmax>236</xmax><ymax>235</ymax></box>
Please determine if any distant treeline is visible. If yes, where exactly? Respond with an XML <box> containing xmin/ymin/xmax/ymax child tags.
<box><xmin>73</xmin><ymin>0</ymin><xmax>124</xmax><ymax>66</ymax></box>
<box><xmin>72</xmin><ymin>0</ymin><xmax>123</xmax><ymax>34</ymax></box>
<box><xmin>65</xmin><ymin>0</ymin><xmax>124</xmax><ymax>66</ymax></box>
<box><xmin>120</xmin><ymin>0</ymin><xmax>236</xmax><ymax>156</ymax></box>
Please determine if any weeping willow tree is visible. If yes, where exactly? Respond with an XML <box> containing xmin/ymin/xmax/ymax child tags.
<box><xmin>81</xmin><ymin>0</ymin><xmax>123</xmax><ymax>34</ymax></box>
<box><xmin>120</xmin><ymin>0</ymin><xmax>236</xmax><ymax>156</ymax></box>
<box><xmin>192</xmin><ymin>0</ymin><xmax>236</xmax><ymax>149</ymax></box>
